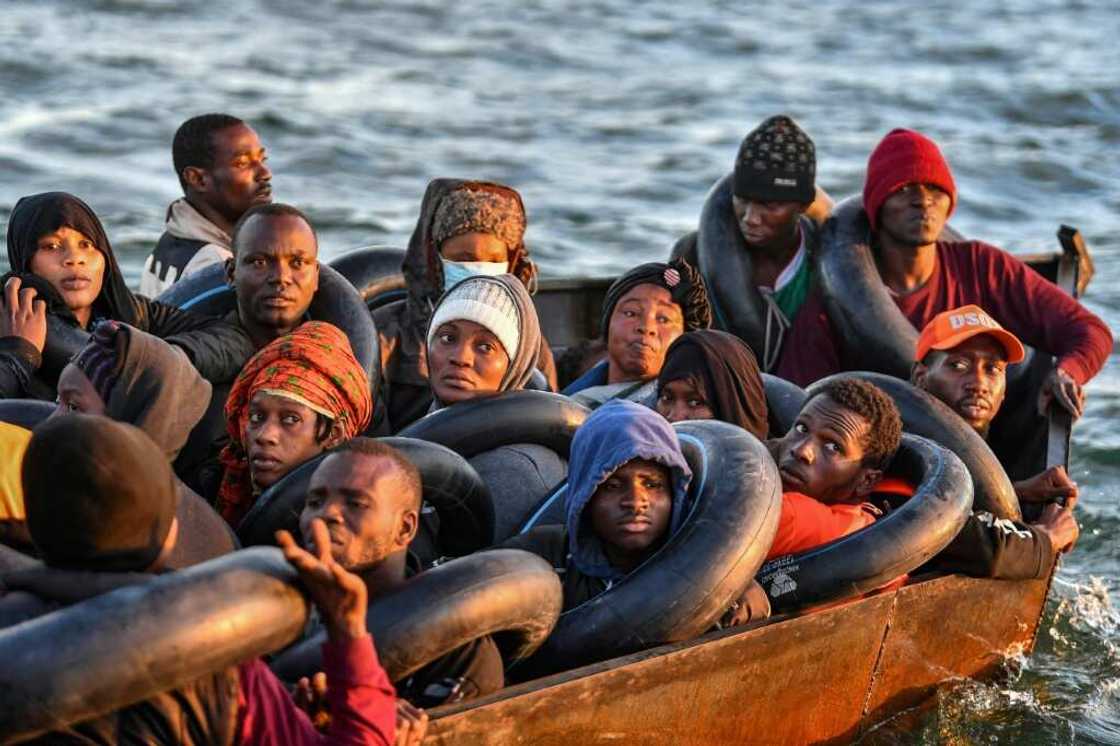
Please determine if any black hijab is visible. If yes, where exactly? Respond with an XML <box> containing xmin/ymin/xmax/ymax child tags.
<box><xmin>4</xmin><ymin>192</ymin><xmax>138</xmax><ymax>327</ymax></box>
<box><xmin>658</xmin><ymin>329</ymin><xmax>768</xmax><ymax>440</ymax></box>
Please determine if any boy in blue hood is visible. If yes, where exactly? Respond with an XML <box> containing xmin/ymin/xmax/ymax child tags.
<box><xmin>502</xmin><ymin>399</ymin><xmax>692</xmax><ymax>610</ymax></box>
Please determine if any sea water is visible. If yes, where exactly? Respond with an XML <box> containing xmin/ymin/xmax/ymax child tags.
<box><xmin>2</xmin><ymin>1</ymin><xmax>1118</xmax><ymax>741</ymax></box>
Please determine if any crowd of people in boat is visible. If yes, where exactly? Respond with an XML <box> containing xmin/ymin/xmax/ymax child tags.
<box><xmin>0</xmin><ymin>112</ymin><xmax>1110</xmax><ymax>745</ymax></box>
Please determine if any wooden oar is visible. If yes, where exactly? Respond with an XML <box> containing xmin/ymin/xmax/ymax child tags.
<box><xmin>1045</xmin><ymin>226</ymin><xmax>1085</xmax><ymax>483</ymax></box>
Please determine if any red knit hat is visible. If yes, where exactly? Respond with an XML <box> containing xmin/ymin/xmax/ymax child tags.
<box><xmin>863</xmin><ymin>129</ymin><xmax>956</xmax><ymax>230</ymax></box>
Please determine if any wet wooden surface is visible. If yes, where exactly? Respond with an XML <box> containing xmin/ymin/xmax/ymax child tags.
<box><xmin>424</xmin><ymin>574</ymin><xmax>1049</xmax><ymax>745</ymax></box>
<box><xmin>860</xmin><ymin>574</ymin><xmax>1050</xmax><ymax>726</ymax></box>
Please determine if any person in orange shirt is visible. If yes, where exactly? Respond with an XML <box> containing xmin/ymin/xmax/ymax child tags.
<box><xmin>766</xmin><ymin>377</ymin><xmax>903</xmax><ymax>558</ymax></box>
<box><xmin>656</xmin><ymin>331</ymin><xmax>904</xmax><ymax>562</ymax></box>
<box><xmin>656</xmin><ymin>332</ymin><xmax>904</xmax><ymax>625</ymax></box>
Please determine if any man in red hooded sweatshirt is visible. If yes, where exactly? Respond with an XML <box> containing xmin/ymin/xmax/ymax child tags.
<box><xmin>775</xmin><ymin>128</ymin><xmax>1112</xmax><ymax>425</ymax></box>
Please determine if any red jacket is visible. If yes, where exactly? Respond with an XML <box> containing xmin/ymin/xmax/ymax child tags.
<box><xmin>237</xmin><ymin>635</ymin><xmax>395</xmax><ymax>745</ymax></box>
<box><xmin>765</xmin><ymin>492</ymin><xmax>878</xmax><ymax>560</ymax></box>
<box><xmin>775</xmin><ymin>240</ymin><xmax>1113</xmax><ymax>387</ymax></box>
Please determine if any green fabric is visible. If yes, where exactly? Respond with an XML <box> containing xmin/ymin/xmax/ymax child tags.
<box><xmin>771</xmin><ymin>256</ymin><xmax>812</xmax><ymax>320</ymax></box>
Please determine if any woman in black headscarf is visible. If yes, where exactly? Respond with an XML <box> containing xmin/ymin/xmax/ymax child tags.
<box><xmin>1</xmin><ymin>192</ymin><xmax>220</xmax><ymax>397</ymax></box>
<box><xmin>655</xmin><ymin>329</ymin><xmax>768</xmax><ymax>439</ymax></box>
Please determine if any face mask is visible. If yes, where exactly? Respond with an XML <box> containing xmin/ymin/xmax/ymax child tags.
<box><xmin>441</xmin><ymin>257</ymin><xmax>509</xmax><ymax>291</ymax></box>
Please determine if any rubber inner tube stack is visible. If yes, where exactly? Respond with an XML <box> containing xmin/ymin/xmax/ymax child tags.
<box><xmin>524</xmin><ymin>419</ymin><xmax>782</xmax><ymax>675</ymax></box>
<box><xmin>155</xmin><ymin>262</ymin><xmax>381</xmax><ymax>395</ymax></box>
<box><xmin>0</xmin><ymin>548</ymin><xmax>309</xmax><ymax>743</ymax></box>
<box><xmin>807</xmin><ymin>372</ymin><xmax>1020</xmax><ymax>519</ymax></box>
<box><xmin>399</xmin><ymin>391</ymin><xmax>590</xmax><ymax>458</ymax></box>
<box><xmin>237</xmin><ymin>437</ymin><xmax>495</xmax><ymax>564</ymax></box>
<box><xmin>328</xmin><ymin>246</ymin><xmax>407</xmax><ymax>312</ymax></box>
<box><xmin>270</xmin><ymin>548</ymin><xmax>563</xmax><ymax>683</ymax></box>
<box><xmin>814</xmin><ymin>195</ymin><xmax>964</xmax><ymax>378</ymax></box>
<box><xmin>758</xmin><ymin>434</ymin><xmax>973</xmax><ymax>612</ymax></box>
<box><xmin>696</xmin><ymin>174</ymin><xmax>772</xmax><ymax>360</ymax></box>
<box><xmin>399</xmin><ymin>391</ymin><xmax>589</xmax><ymax>543</ymax></box>
<box><xmin>762</xmin><ymin>373</ymin><xmax>807</xmax><ymax>438</ymax></box>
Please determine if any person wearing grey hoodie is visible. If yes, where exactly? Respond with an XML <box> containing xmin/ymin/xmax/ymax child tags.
<box><xmin>422</xmin><ymin>274</ymin><xmax>567</xmax><ymax>542</ymax></box>
<box><xmin>501</xmin><ymin>399</ymin><xmax>692</xmax><ymax>611</ymax></box>
<box><xmin>53</xmin><ymin>321</ymin><xmax>239</xmax><ymax>567</ymax></box>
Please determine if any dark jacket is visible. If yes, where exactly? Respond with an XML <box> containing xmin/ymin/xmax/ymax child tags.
<box><xmin>374</xmin><ymin>178</ymin><xmax>557</xmax><ymax>432</ymax></box>
<box><xmin>933</xmin><ymin>511</ymin><xmax>1056</xmax><ymax>580</ymax></box>
<box><xmin>165</xmin><ymin>309</ymin><xmax>259</xmax><ymax>386</ymax></box>
<box><xmin>501</xmin><ymin>524</ymin><xmax>606</xmax><ymax>612</ymax></box>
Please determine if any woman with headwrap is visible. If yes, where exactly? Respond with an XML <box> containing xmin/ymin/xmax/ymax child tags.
<box><xmin>0</xmin><ymin>192</ymin><xmax>225</xmax><ymax>399</ymax></box>
<box><xmin>562</xmin><ymin>258</ymin><xmax>712</xmax><ymax>409</ymax></box>
<box><xmin>654</xmin><ymin>330</ymin><xmax>769</xmax><ymax>440</ymax></box>
<box><xmin>374</xmin><ymin>179</ymin><xmax>557</xmax><ymax>432</ymax></box>
<box><xmin>217</xmin><ymin>321</ymin><xmax>373</xmax><ymax>527</ymax></box>
<box><xmin>422</xmin><ymin>274</ymin><xmax>567</xmax><ymax>541</ymax></box>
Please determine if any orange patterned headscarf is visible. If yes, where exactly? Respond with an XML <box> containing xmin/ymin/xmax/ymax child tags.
<box><xmin>216</xmin><ymin>321</ymin><xmax>373</xmax><ymax>526</ymax></box>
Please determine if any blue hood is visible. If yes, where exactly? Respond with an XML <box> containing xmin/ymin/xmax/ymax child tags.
<box><xmin>565</xmin><ymin>399</ymin><xmax>692</xmax><ymax>581</ymax></box>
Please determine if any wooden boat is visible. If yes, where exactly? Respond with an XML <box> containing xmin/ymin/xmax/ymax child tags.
<box><xmin>417</xmin><ymin>230</ymin><xmax>1091</xmax><ymax>744</ymax></box>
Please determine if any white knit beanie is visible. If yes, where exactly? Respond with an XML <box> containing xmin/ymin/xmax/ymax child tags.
<box><xmin>427</xmin><ymin>276</ymin><xmax>522</xmax><ymax>360</ymax></box>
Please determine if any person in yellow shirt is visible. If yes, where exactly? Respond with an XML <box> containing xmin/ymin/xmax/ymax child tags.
<box><xmin>0</xmin><ymin>421</ymin><xmax>32</xmax><ymax>548</ymax></box>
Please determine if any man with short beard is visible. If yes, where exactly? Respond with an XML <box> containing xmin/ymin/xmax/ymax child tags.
<box><xmin>167</xmin><ymin>202</ymin><xmax>323</xmax><ymax>384</ymax></box>
<box><xmin>298</xmin><ymin>438</ymin><xmax>504</xmax><ymax>711</ymax></box>
<box><xmin>913</xmin><ymin>305</ymin><xmax>1080</xmax><ymax>578</ymax></box>
<box><xmin>775</xmin><ymin>128</ymin><xmax>1112</xmax><ymax>409</ymax></box>
<box><xmin>141</xmin><ymin>114</ymin><xmax>273</xmax><ymax>296</ymax></box>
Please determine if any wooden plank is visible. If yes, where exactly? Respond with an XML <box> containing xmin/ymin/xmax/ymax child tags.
<box><xmin>532</xmin><ymin>277</ymin><xmax>613</xmax><ymax>348</ymax></box>
<box><xmin>860</xmin><ymin>575</ymin><xmax>1050</xmax><ymax>727</ymax></box>
<box><xmin>426</xmin><ymin>593</ymin><xmax>896</xmax><ymax>745</ymax></box>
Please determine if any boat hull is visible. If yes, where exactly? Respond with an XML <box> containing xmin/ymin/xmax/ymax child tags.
<box><xmin>423</xmin><ymin>573</ymin><xmax>1050</xmax><ymax>745</ymax></box>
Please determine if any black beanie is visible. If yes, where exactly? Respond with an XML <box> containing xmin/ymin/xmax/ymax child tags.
<box><xmin>22</xmin><ymin>414</ymin><xmax>177</xmax><ymax>573</ymax></box>
<box><xmin>732</xmin><ymin>115</ymin><xmax>816</xmax><ymax>204</ymax></box>
<box><xmin>600</xmin><ymin>258</ymin><xmax>712</xmax><ymax>338</ymax></box>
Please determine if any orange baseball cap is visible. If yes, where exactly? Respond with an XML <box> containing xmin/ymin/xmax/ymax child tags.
<box><xmin>915</xmin><ymin>305</ymin><xmax>1026</xmax><ymax>363</ymax></box>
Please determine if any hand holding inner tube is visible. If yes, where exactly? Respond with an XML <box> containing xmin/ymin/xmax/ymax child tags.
<box><xmin>277</xmin><ymin>520</ymin><xmax>368</xmax><ymax>642</ymax></box>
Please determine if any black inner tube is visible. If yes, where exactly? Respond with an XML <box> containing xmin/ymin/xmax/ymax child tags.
<box><xmin>696</xmin><ymin>173</ymin><xmax>771</xmax><ymax>359</ymax></box>
<box><xmin>269</xmin><ymin>548</ymin><xmax>563</xmax><ymax>683</ymax></box>
<box><xmin>525</xmin><ymin>419</ymin><xmax>782</xmax><ymax>674</ymax></box>
<box><xmin>154</xmin><ymin>262</ymin><xmax>381</xmax><ymax>395</ymax></box>
<box><xmin>398</xmin><ymin>391</ymin><xmax>590</xmax><ymax>458</ymax></box>
<box><xmin>815</xmin><ymin>194</ymin><xmax>964</xmax><ymax>378</ymax></box>
<box><xmin>757</xmin><ymin>433</ymin><xmax>974</xmax><ymax>612</ymax></box>
<box><xmin>807</xmin><ymin>371</ymin><xmax>1020</xmax><ymax>519</ymax></box>
<box><xmin>328</xmin><ymin>245</ymin><xmax>407</xmax><ymax>311</ymax></box>
<box><xmin>0</xmin><ymin>547</ymin><xmax>309</xmax><ymax>743</ymax></box>
<box><xmin>236</xmin><ymin>437</ymin><xmax>495</xmax><ymax>562</ymax></box>
<box><xmin>0</xmin><ymin>399</ymin><xmax>55</xmax><ymax>429</ymax></box>
<box><xmin>762</xmin><ymin>373</ymin><xmax>807</xmax><ymax>438</ymax></box>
